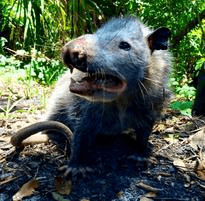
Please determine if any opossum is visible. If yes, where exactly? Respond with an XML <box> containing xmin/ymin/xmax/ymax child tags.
<box><xmin>11</xmin><ymin>17</ymin><xmax>171</xmax><ymax>179</ymax></box>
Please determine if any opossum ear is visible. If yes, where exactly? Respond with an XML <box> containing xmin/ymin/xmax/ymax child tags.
<box><xmin>147</xmin><ymin>27</ymin><xmax>170</xmax><ymax>53</ymax></box>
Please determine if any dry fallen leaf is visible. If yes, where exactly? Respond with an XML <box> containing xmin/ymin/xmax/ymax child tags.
<box><xmin>153</xmin><ymin>123</ymin><xmax>166</xmax><ymax>133</ymax></box>
<box><xmin>173</xmin><ymin>158</ymin><xmax>187</xmax><ymax>171</ymax></box>
<box><xmin>140</xmin><ymin>192</ymin><xmax>156</xmax><ymax>201</ymax></box>
<box><xmin>0</xmin><ymin>136</ymin><xmax>11</xmax><ymax>143</ymax></box>
<box><xmin>0</xmin><ymin>120</ymin><xmax>6</xmax><ymax>127</ymax></box>
<box><xmin>164</xmin><ymin>127</ymin><xmax>175</xmax><ymax>134</ymax></box>
<box><xmin>13</xmin><ymin>179</ymin><xmax>39</xmax><ymax>201</ymax></box>
<box><xmin>143</xmin><ymin>192</ymin><xmax>157</xmax><ymax>198</ymax></box>
<box><xmin>136</xmin><ymin>182</ymin><xmax>161</xmax><ymax>192</ymax></box>
<box><xmin>21</xmin><ymin>133</ymin><xmax>49</xmax><ymax>145</ymax></box>
<box><xmin>195</xmin><ymin>150</ymin><xmax>205</xmax><ymax>180</ymax></box>
<box><xmin>189</xmin><ymin>127</ymin><xmax>205</xmax><ymax>150</ymax></box>
<box><xmin>140</xmin><ymin>197</ymin><xmax>154</xmax><ymax>201</ymax></box>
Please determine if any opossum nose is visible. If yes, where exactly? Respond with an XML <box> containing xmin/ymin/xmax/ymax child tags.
<box><xmin>62</xmin><ymin>34</ymin><xmax>95</xmax><ymax>72</ymax></box>
<box><xmin>62</xmin><ymin>45</ymin><xmax>88</xmax><ymax>72</ymax></box>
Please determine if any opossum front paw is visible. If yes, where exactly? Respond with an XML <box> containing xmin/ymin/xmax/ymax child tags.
<box><xmin>59</xmin><ymin>164</ymin><xmax>94</xmax><ymax>181</ymax></box>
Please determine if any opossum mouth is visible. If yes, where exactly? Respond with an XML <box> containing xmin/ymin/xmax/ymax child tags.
<box><xmin>70</xmin><ymin>73</ymin><xmax>127</xmax><ymax>95</ymax></box>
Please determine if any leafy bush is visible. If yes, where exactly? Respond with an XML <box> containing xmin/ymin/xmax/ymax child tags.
<box><xmin>169</xmin><ymin>101</ymin><xmax>193</xmax><ymax>116</ymax></box>
<box><xmin>0</xmin><ymin>0</ymin><xmax>68</xmax><ymax>58</ymax></box>
<box><xmin>169</xmin><ymin>77</ymin><xmax>196</xmax><ymax>101</ymax></box>
<box><xmin>25</xmin><ymin>58</ymin><xmax>67</xmax><ymax>85</ymax></box>
<box><xmin>0</xmin><ymin>37</ymin><xmax>67</xmax><ymax>85</ymax></box>
<box><xmin>0</xmin><ymin>37</ymin><xmax>8</xmax><ymax>54</ymax></box>
<box><xmin>1</xmin><ymin>0</ymin><xmax>205</xmax><ymax>101</ymax></box>
<box><xmin>0</xmin><ymin>53</ymin><xmax>67</xmax><ymax>85</ymax></box>
<box><xmin>172</xmin><ymin>18</ymin><xmax>205</xmax><ymax>91</ymax></box>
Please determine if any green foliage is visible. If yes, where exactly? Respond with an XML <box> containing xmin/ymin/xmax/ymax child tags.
<box><xmin>1</xmin><ymin>0</ymin><xmax>68</xmax><ymax>56</ymax></box>
<box><xmin>0</xmin><ymin>37</ymin><xmax>8</xmax><ymax>54</ymax></box>
<box><xmin>0</xmin><ymin>53</ymin><xmax>66</xmax><ymax>86</ymax></box>
<box><xmin>176</xmin><ymin>85</ymin><xmax>196</xmax><ymax>101</ymax></box>
<box><xmin>25</xmin><ymin>58</ymin><xmax>67</xmax><ymax>85</ymax></box>
<box><xmin>172</xmin><ymin>18</ymin><xmax>205</xmax><ymax>90</ymax></box>
<box><xmin>0</xmin><ymin>55</ymin><xmax>24</xmax><ymax>70</ymax></box>
<box><xmin>131</xmin><ymin>0</ymin><xmax>205</xmax><ymax>99</ymax></box>
<box><xmin>170</xmin><ymin>101</ymin><xmax>193</xmax><ymax>116</ymax></box>
<box><xmin>169</xmin><ymin>77</ymin><xmax>196</xmax><ymax>101</ymax></box>
<box><xmin>0</xmin><ymin>40</ymin><xmax>67</xmax><ymax>85</ymax></box>
<box><xmin>1</xmin><ymin>0</ymin><xmax>205</xmax><ymax>101</ymax></box>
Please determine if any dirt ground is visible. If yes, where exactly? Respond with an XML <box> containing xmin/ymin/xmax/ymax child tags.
<box><xmin>1</xmin><ymin>82</ymin><xmax>205</xmax><ymax>201</ymax></box>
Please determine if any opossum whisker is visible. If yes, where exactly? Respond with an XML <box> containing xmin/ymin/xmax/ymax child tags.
<box><xmin>138</xmin><ymin>80</ymin><xmax>149</xmax><ymax>96</ymax></box>
<box><xmin>138</xmin><ymin>80</ymin><xmax>154</xmax><ymax>110</ymax></box>
<box><xmin>137</xmin><ymin>81</ymin><xmax>146</xmax><ymax>104</ymax></box>
<box><xmin>139</xmin><ymin>80</ymin><xmax>154</xmax><ymax>110</ymax></box>
<box><xmin>144</xmin><ymin>77</ymin><xmax>162</xmax><ymax>85</ymax></box>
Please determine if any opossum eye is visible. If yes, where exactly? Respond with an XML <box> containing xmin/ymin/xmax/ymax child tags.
<box><xmin>119</xmin><ymin>41</ymin><xmax>131</xmax><ymax>51</ymax></box>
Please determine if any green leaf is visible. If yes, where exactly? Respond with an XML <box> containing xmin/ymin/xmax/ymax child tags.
<box><xmin>195</xmin><ymin>58</ymin><xmax>205</xmax><ymax>70</ymax></box>
<box><xmin>170</xmin><ymin>101</ymin><xmax>193</xmax><ymax>116</ymax></box>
